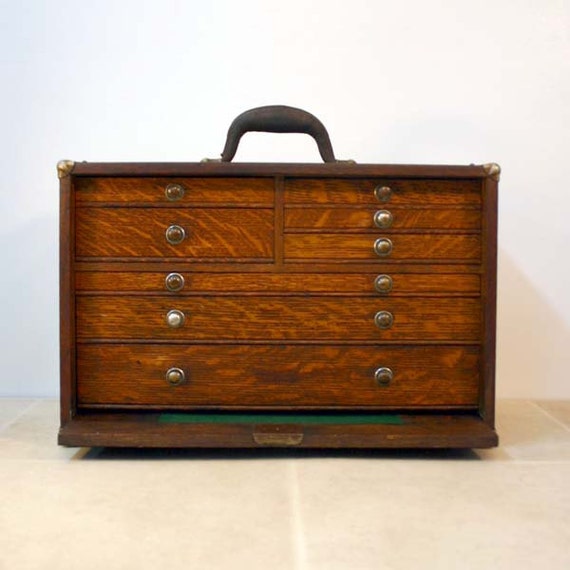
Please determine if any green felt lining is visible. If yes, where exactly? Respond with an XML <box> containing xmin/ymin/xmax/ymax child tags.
<box><xmin>158</xmin><ymin>413</ymin><xmax>404</xmax><ymax>425</ymax></box>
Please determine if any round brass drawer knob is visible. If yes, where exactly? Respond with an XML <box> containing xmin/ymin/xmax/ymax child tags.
<box><xmin>374</xmin><ymin>310</ymin><xmax>394</xmax><ymax>329</ymax></box>
<box><xmin>374</xmin><ymin>274</ymin><xmax>393</xmax><ymax>294</ymax></box>
<box><xmin>166</xmin><ymin>367</ymin><xmax>186</xmax><ymax>385</ymax></box>
<box><xmin>374</xmin><ymin>238</ymin><xmax>393</xmax><ymax>257</ymax></box>
<box><xmin>374</xmin><ymin>185</ymin><xmax>392</xmax><ymax>203</ymax></box>
<box><xmin>165</xmin><ymin>272</ymin><xmax>185</xmax><ymax>292</ymax></box>
<box><xmin>374</xmin><ymin>210</ymin><xmax>393</xmax><ymax>229</ymax></box>
<box><xmin>165</xmin><ymin>224</ymin><xmax>186</xmax><ymax>245</ymax></box>
<box><xmin>375</xmin><ymin>367</ymin><xmax>393</xmax><ymax>386</ymax></box>
<box><xmin>165</xmin><ymin>183</ymin><xmax>185</xmax><ymax>201</ymax></box>
<box><xmin>166</xmin><ymin>309</ymin><xmax>185</xmax><ymax>328</ymax></box>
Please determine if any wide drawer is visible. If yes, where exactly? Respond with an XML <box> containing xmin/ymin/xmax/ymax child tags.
<box><xmin>284</xmin><ymin>178</ymin><xmax>481</xmax><ymax>205</ymax></box>
<box><xmin>284</xmin><ymin>234</ymin><xmax>481</xmax><ymax>262</ymax></box>
<box><xmin>76</xmin><ymin>208</ymin><xmax>274</xmax><ymax>260</ymax></box>
<box><xmin>75</xmin><ymin>177</ymin><xmax>274</xmax><ymax>206</ymax></box>
<box><xmin>285</xmin><ymin>207</ymin><xmax>480</xmax><ymax>230</ymax></box>
<box><xmin>77</xmin><ymin>344</ymin><xmax>480</xmax><ymax>408</ymax></box>
<box><xmin>76</xmin><ymin>296</ymin><xmax>481</xmax><ymax>341</ymax></box>
<box><xmin>76</xmin><ymin>271</ymin><xmax>480</xmax><ymax>296</ymax></box>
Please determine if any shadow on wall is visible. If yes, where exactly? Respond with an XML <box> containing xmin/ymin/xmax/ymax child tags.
<box><xmin>497</xmin><ymin>249</ymin><xmax>570</xmax><ymax>399</ymax></box>
<box><xmin>0</xmin><ymin>213</ymin><xmax>59</xmax><ymax>397</ymax></box>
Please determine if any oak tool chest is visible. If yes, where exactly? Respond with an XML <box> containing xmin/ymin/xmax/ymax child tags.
<box><xmin>58</xmin><ymin>105</ymin><xmax>499</xmax><ymax>449</ymax></box>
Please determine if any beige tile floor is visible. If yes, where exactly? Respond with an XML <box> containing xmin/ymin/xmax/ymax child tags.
<box><xmin>1</xmin><ymin>400</ymin><xmax>569</xmax><ymax>570</ymax></box>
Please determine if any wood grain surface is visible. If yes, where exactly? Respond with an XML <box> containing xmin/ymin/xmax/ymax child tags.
<box><xmin>76</xmin><ymin>207</ymin><xmax>274</xmax><ymax>259</ymax></box>
<box><xmin>75</xmin><ymin>177</ymin><xmax>274</xmax><ymax>205</ymax></box>
<box><xmin>76</xmin><ymin>295</ymin><xmax>481</xmax><ymax>341</ymax></box>
<box><xmin>284</xmin><ymin>234</ymin><xmax>481</xmax><ymax>261</ymax></box>
<box><xmin>285</xmin><ymin>178</ymin><xmax>481</xmax><ymax>205</ymax></box>
<box><xmin>285</xmin><ymin>206</ymin><xmax>480</xmax><ymax>230</ymax></box>
<box><xmin>77</xmin><ymin>344</ymin><xmax>479</xmax><ymax>408</ymax></box>
<box><xmin>75</xmin><ymin>271</ymin><xmax>480</xmax><ymax>296</ymax></box>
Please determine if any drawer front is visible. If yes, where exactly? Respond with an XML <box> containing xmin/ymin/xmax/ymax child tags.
<box><xmin>285</xmin><ymin>207</ymin><xmax>480</xmax><ymax>231</ymax></box>
<box><xmin>285</xmin><ymin>234</ymin><xmax>481</xmax><ymax>262</ymax></box>
<box><xmin>75</xmin><ymin>177</ymin><xmax>274</xmax><ymax>206</ymax></box>
<box><xmin>77</xmin><ymin>344</ymin><xmax>480</xmax><ymax>408</ymax></box>
<box><xmin>76</xmin><ymin>296</ymin><xmax>481</xmax><ymax>341</ymax></box>
<box><xmin>285</xmin><ymin>178</ymin><xmax>481</xmax><ymax>206</ymax></box>
<box><xmin>76</xmin><ymin>208</ymin><xmax>274</xmax><ymax>259</ymax></box>
<box><xmin>76</xmin><ymin>271</ymin><xmax>480</xmax><ymax>296</ymax></box>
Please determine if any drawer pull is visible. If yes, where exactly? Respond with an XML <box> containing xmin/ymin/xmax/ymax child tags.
<box><xmin>166</xmin><ymin>309</ymin><xmax>185</xmax><ymax>328</ymax></box>
<box><xmin>374</xmin><ymin>238</ymin><xmax>393</xmax><ymax>257</ymax></box>
<box><xmin>165</xmin><ymin>272</ymin><xmax>185</xmax><ymax>292</ymax></box>
<box><xmin>374</xmin><ymin>367</ymin><xmax>393</xmax><ymax>386</ymax></box>
<box><xmin>165</xmin><ymin>367</ymin><xmax>186</xmax><ymax>386</ymax></box>
<box><xmin>373</xmin><ymin>210</ymin><xmax>393</xmax><ymax>229</ymax></box>
<box><xmin>374</xmin><ymin>274</ymin><xmax>393</xmax><ymax>294</ymax></box>
<box><xmin>165</xmin><ymin>225</ymin><xmax>186</xmax><ymax>245</ymax></box>
<box><xmin>374</xmin><ymin>185</ymin><xmax>392</xmax><ymax>202</ymax></box>
<box><xmin>252</xmin><ymin>430</ymin><xmax>304</xmax><ymax>446</ymax></box>
<box><xmin>165</xmin><ymin>183</ymin><xmax>185</xmax><ymax>201</ymax></box>
<box><xmin>374</xmin><ymin>310</ymin><xmax>394</xmax><ymax>329</ymax></box>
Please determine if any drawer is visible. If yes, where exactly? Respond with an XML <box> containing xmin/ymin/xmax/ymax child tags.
<box><xmin>284</xmin><ymin>234</ymin><xmax>481</xmax><ymax>262</ymax></box>
<box><xmin>75</xmin><ymin>177</ymin><xmax>274</xmax><ymax>206</ymax></box>
<box><xmin>76</xmin><ymin>208</ymin><xmax>274</xmax><ymax>260</ymax></box>
<box><xmin>284</xmin><ymin>178</ymin><xmax>481</xmax><ymax>206</ymax></box>
<box><xmin>76</xmin><ymin>296</ymin><xmax>481</xmax><ymax>341</ymax></box>
<box><xmin>77</xmin><ymin>344</ymin><xmax>480</xmax><ymax>408</ymax></box>
<box><xmin>285</xmin><ymin>207</ymin><xmax>480</xmax><ymax>231</ymax></box>
<box><xmin>76</xmin><ymin>271</ymin><xmax>480</xmax><ymax>296</ymax></box>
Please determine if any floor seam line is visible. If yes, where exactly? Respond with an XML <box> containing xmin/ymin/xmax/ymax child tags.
<box><xmin>289</xmin><ymin>461</ymin><xmax>308</xmax><ymax>570</ymax></box>
<box><xmin>529</xmin><ymin>401</ymin><xmax>570</xmax><ymax>433</ymax></box>
<box><xmin>0</xmin><ymin>400</ymin><xmax>41</xmax><ymax>432</ymax></box>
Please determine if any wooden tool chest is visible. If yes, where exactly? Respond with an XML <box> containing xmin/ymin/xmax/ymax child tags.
<box><xmin>59</xmin><ymin>106</ymin><xmax>499</xmax><ymax>448</ymax></box>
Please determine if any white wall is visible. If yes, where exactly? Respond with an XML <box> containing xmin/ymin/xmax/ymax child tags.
<box><xmin>1</xmin><ymin>0</ymin><xmax>569</xmax><ymax>398</ymax></box>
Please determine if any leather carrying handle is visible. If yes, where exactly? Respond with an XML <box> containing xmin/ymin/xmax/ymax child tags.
<box><xmin>221</xmin><ymin>105</ymin><xmax>337</xmax><ymax>163</ymax></box>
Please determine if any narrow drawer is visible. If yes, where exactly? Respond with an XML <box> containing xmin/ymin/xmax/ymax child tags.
<box><xmin>76</xmin><ymin>208</ymin><xmax>274</xmax><ymax>260</ymax></box>
<box><xmin>77</xmin><ymin>344</ymin><xmax>480</xmax><ymax>408</ymax></box>
<box><xmin>75</xmin><ymin>177</ymin><xmax>274</xmax><ymax>206</ymax></box>
<box><xmin>76</xmin><ymin>295</ymin><xmax>481</xmax><ymax>341</ymax></box>
<box><xmin>285</xmin><ymin>234</ymin><xmax>481</xmax><ymax>262</ymax></box>
<box><xmin>285</xmin><ymin>178</ymin><xmax>481</xmax><ymax>206</ymax></box>
<box><xmin>76</xmin><ymin>271</ymin><xmax>480</xmax><ymax>296</ymax></box>
<box><xmin>284</xmin><ymin>207</ymin><xmax>480</xmax><ymax>231</ymax></box>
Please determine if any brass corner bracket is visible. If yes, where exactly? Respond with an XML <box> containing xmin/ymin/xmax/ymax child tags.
<box><xmin>57</xmin><ymin>160</ymin><xmax>75</xmax><ymax>179</ymax></box>
<box><xmin>482</xmin><ymin>163</ymin><xmax>501</xmax><ymax>182</ymax></box>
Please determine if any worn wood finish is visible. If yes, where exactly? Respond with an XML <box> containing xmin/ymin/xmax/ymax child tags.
<box><xmin>285</xmin><ymin>178</ymin><xmax>481</xmax><ymax>205</ymax></box>
<box><xmin>59</xmin><ymin>175</ymin><xmax>75</xmax><ymax>425</ymax></box>
<box><xmin>77</xmin><ymin>344</ymin><xmax>479</xmax><ymax>408</ymax></box>
<box><xmin>75</xmin><ymin>260</ymin><xmax>483</xmax><ymax>274</ymax></box>
<box><xmin>75</xmin><ymin>177</ymin><xmax>274</xmax><ymax>205</ymax></box>
<box><xmin>58</xmin><ymin>412</ymin><xmax>498</xmax><ymax>448</ymax></box>
<box><xmin>75</xmin><ymin>271</ymin><xmax>480</xmax><ymax>296</ymax></box>
<box><xmin>284</xmin><ymin>234</ymin><xmax>481</xmax><ymax>262</ymax></box>
<box><xmin>285</xmin><ymin>206</ymin><xmax>480</xmax><ymax>231</ymax></box>
<box><xmin>480</xmin><ymin>176</ymin><xmax>498</xmax><ymax>427</ymax></box>
<box><xmin>60</xmin><ymin>155</ymin><xmax>498</xmax><ymax>449</ymax></box>
<box><xmin>76</xmin><ymin>207</ymin><xmax>274</xmax><ymax>259</ymax></box>
<box><xmin>69</xmin><ymin>162</ymin><xmax>490</xmax><ymax>179</ymax></box>
<box><xmin>76</xmin><ymin>296</ymin><xmax>481</xmax><ymax>341</ymax></box>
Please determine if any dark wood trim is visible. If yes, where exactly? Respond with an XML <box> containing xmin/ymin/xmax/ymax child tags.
<box><xmin>76</xmin><ymin>339</ymin><xmax>480</xmax><ymax>346</ymax></box>
<box><xmin>479</xmin><ymin>177</ymin><xmax>498</xmax><ymax>428</ymax></box>
<box><xmin>70</xmin><ymin>162</ymin><xmax>489</xmax><ymax>179</ymax></box>
<box><xmin>274</xmin><ymin>176</ymin><xmax>284</xmax><ymax>267</ymax></box>
<box><xmin>58</xmin><ymin>412</ymin><xmax>498</xmax><ymax>449</ymax></box>
<box><xmin>59</xmin><ymin>175</ymin><xmax>76</xmax><ymax>424</ymax></box>
<box><xmin>74</xmin><ymin>261</ymin><xmax>483</xmax><ymax>274</ymax></box>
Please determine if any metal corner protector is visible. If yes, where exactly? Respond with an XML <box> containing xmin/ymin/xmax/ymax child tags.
<box><xmin>57</xmin><ymin>160</ymin><xmax>75</xmax><ymax>179</ymax></box>
<box><xmin>482</xmin><ymin>163</ymin><xmax>501</xmax><ymax>182</ymax></box>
